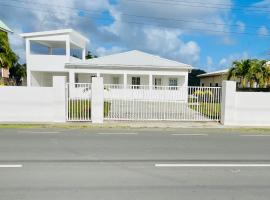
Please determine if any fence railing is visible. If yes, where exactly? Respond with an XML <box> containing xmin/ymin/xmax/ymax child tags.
<box><xmin>66</xmin><ymin>83</ymin><xmax>221</xmax><ymax>122</ymax></box>
<box><xmin>104</xmin><ymin>86</ymin><xmax>221</xmax><ymax>121</ymax></box>
<box><xmin>66</xmin><ymin>83</ymin><xmax>92</xmax><ymax>121</ymax></box>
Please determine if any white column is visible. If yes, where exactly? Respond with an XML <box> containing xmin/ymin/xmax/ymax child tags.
<box><xmin>66</xmin><ymin>36</ymin><xmax>70</xmax><ymax>62</ymax></box>
<box><xmin>123</xmin><ymin>73</ymin><xmax>127</xmax><ymax>88</ymax></box>
<box><xmin>26</xmin><ymin>39</ymin><xmax>31</xmax><ymax>87</ymax></box>
<box><xmin>91</xmin><ymin>77</ymin><xmax>104</xmax><ymax>124</ymax></box>
<box><xmin>149</xmin><ymin>74</ymin><xmax>153</xmax><ymax>89</ymax></box>
<box><xmin>82</xmin><ymin>47</ymin><xmax>86</xmax><ymax>61</ymax></box>
<box><xmin>221</xmin><ymin>81</ymin><xmax>236</xmax><ymax>125</ymax></box>
<box><xmin>53</xmin><ymin>76</ymin><xmax>66</xmax><ymax>122</ymax></box>
<box><xmin>69</xmin><ymin>71</ymin><xmax>75</xmax><ymax>84</ymax></box>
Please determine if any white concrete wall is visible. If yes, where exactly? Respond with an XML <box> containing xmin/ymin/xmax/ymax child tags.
<box><xmin>0</xmin><ymin>76</ymin><xmax>66</xmax><ymax>122</ymax></box>
<box><xmin>91</xmin><ymin>77</ymin><xmax>104</xmax><ymax>123</ymax></box>
<box><xmin>31</xmin><ymin>72</ymin><xmax>68</xmax><ymax>87</ymax></box>
<box><xmin>221</xmin><ymin>81</ymin><xmax>270</xmax><ymax>126</ymax></box>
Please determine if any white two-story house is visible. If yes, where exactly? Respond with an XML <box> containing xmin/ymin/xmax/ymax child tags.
<box><xmin>21</xmin><ymin>29</ymin><xmax>192</xmax><ymax>89</ymax></box>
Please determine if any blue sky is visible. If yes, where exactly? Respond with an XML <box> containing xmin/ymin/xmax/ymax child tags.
<box><xmin>0</xmin><ymin>0</ymin><xmax>269</xmax><ymax>72</ymax></box>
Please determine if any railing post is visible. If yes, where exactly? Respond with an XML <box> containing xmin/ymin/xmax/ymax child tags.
<box><xmin>91</xmin><ymin>77</ymin><xmax>104</xmax><ymax>124</ymax></box>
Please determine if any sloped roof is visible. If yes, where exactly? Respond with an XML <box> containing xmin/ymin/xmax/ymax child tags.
<box><xmin>66</xmin><ymin>50</ymin><xmax>192</xmax><ymax>70</ymax></box>
<box><xmin>197</xmin><ymin>69</ymin><xmax>229</xmax><ymax>77</ymax></box>
<box><xmin>0</xmin><ymin>20</ymin><xmax>13</xmax><ymax>33</ymax></box>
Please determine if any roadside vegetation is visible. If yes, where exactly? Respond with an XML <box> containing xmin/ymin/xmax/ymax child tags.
<box><xmin>0</xmin><ymin>31</ymin><xmax>26</xmax><ymax>86</ymax></box>
<box><xmin>228</xmin><ymin>59</ymin><xmax>270</xmax><ymax>88</ymax></box>
<box><xmin>68</xmin><ymin>100</ymin><xmax>111</xmax><ymax>120</ymax></box>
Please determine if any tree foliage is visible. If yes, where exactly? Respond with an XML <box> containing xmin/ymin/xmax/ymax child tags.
<box><xmin>85</xmin><ymin>51</ymin><xmax>97</xmax><ymax>59</ymax></box>
<box><xmin>188</xmin><ymin>69</ymin><xmax>206</xmax><ymax>86</ymax></box>
<box><xmin>228</xmin><ymin>59</ymin><xmax>270</xmax><ymax>88</ymax></box>
<box><xmin>0</xmin><ymin>31</ymin><xmax>17</xmax><ymax>69</ymax></box>
<box><xmin>9</xmin><ymin>63</ymin><xmax>26</xmax><ymax>85</ymax></box>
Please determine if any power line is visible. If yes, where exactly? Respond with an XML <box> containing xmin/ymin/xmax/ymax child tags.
<box><xmin>128</xmin><ymin>0</ymin><xmax>270</xmax><ymax>9</ymax></box>
<box><xmin>0</xmin><ymin>1</ymin><xmax>269</xmax><ymax>38</ymax></box>
<box><xmin>126</xmin><ymin>0</ymin><xmax>270</xmax><ymax>13</ymax></box>
<box><xmin>1</xmin><ymin>0</ymin><xmax>268</xmax><ymax>31</ymax></box>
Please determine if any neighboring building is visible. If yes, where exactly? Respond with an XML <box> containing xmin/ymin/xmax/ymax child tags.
<box><xmin>0</xmin><ymin>20</ymin><xmax>13</xmax><ymax>79</ymax></box>
<box><xmin>21</xmin><ymin>29</ymin><xmax>192</xmax><ymax>88</ymax></box>
<box><xmin>197</xmin><ymin>69</ymin><xmax>228</xmax><ymax>87</ymax></box>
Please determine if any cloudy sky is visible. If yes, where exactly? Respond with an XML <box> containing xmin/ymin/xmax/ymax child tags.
<box><xmin>0</xmin><ymin>0</ymin><xmax>270</xmax><ymax>71</ymax></box>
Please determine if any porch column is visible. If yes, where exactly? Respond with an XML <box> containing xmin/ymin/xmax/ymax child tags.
<box><xmin>123</xmin><ymin>73</ymin><xmax>127</xmax><ymax>88</ymax></box>
<box><xmin>26</xmin><ymin>39</ymin><xmax>31</xmax><ymax>86</ymax></box>
<box><xmin>149</xmin><ymin>74</ymin><xmax>153</xmax><ymax>89</ymax></box>
<box><xmin>82</xmin><ymin>47</ymin><xmax>86</xmax><ymax>61</ymax></box>
<box><xmin>66</xmin><ymin>36</ymin><xmax>70</xmax><ymax>62</ymax></box>
<box><xmin>69</xmin><ymin>71</ymin><xmax>75</xmax><ymax>84</ymax></box>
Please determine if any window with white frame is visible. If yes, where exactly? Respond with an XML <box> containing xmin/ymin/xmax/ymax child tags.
<box><xmin>155</xmin><ymin>78</ymin><xmax>162</xmax><ymax>89</ymax></box>
<box><xmin>112</xmin><ymin>77</ymin><xmax>120</xmax><ymax>85</ymax></box>
<box><xmin>132</xmin><ymin>77</ymin><xmax>141</xmax><ymax>89</ymax></box>
<box><xmin>169</xmin><ymin>78</ymin><xmax>178</xmax><ymax>90</ymax></box>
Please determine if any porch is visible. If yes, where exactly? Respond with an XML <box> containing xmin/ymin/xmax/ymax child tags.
<box><xmin>69</xmin><ymin>71</ymin><xmax>187</xmax><ymax>88</ymax></box>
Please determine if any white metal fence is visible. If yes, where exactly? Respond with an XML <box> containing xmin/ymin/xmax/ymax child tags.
<box><xmin>66</xmin><ymin>83</ymin><xmax>92</xmax><ymax>121</ymax></box>
<box><xmin>104</xmin><ymin>85</ymin><xmax>221</xmax><ymax>121</ymax></box>
<box><xmin>66</xmin><ymin>83</ymin><xmax>221</xmax><ymax>122</ymax></box>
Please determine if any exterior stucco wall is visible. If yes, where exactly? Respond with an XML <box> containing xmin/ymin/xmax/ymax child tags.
<box><xmin>221</xmin><ymin>81</ymin><xmax>270</xmax><ymax>126</ymax></box>
<box><xmin>0</xmin><ymin>76</ymin><xmax>66</xmax><ymax>122</ymax></box>
<box><xmin>31</xmin><ymin>71</ymin><xmax>68</xmax><ymax>87</ymax></box>
<box><xmin>200</xmin><ymin>74</ymin><xmax>226</xmax><ymax>87</ymax></box>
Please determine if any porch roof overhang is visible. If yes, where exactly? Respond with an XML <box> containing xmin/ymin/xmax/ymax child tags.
<box><xmin>65</xmin><ymin>63</ymin><xmax>192</xmax><ymax>72</ymax></box>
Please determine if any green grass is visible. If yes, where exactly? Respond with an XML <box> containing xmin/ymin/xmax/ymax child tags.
<box><xmin>190</xmin><ymin>102</ymin><xmax>221</xmax><ymax>119</ymax></box>
<box><xmin>68</xmin><ymin>100</ymin><xmax>111</xmax><ymax>120</ymax></box>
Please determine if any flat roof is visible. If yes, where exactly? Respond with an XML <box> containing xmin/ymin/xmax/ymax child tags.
<box><xmin>20</xmin><ymin>29</ymin><xmax>89</xmax><ymax>42</ymax></box>
<box><xmin>198</xmin><ymin>69</ymin><xmax>228</xmax><ymax>78</ymax></box>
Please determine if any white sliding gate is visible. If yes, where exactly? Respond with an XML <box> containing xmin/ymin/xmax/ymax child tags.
<box><xmin>66</xmin><ymin>83</ymin><xmax>221</xmax><ymax>122</ymax></box>
<box><xmin>66</xmin><ymin>83</ymin><xmax>92</xmax><ymax>121</ymax></box>
<box><xmin>104</xmin><ymin>85</ymin><xmax>221</xmax><ymax>122</ymax></box>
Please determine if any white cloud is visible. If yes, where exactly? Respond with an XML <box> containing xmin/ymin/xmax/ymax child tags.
<box><xmin>236</xmin><ymin>21</ymin><xmax>246</xmax><ymax>33</ymax></box>
<box><xmin>218</xmin><ymin>52</ymin><xmax>249</xmax><ymax>68</ymax></box>
<box><xmin>206</xmin><ymin>56</ymin><xmax>213</xmax><ymax>69</ymax></box>
<box><xmin>1</xmin><ymin>0</ymin><xmax>234</xmax><ymax>66</ymax></box>
<box><xmin>258</xmin><ymin>26</ymin><xmax>269</xmax><ymax>36</ymax></box>
<box><xmin>96</xmin><ymin>46</ymin><xmax>125</xmax><ymax>56</ymax></box>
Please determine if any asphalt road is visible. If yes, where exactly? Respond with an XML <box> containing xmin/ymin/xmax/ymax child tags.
<box><xmin>0</xmin><ymin>127</ymin><xmax>270</xmax><ymax>200</ymax></box>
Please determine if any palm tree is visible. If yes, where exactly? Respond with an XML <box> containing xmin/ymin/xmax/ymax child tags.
<box><xmin>249</xmin><ymin>59</ymin><xmax>267</xmax><ymax>88</ymax></box>
<box><xmin>0</xmin><ymin>31</ymin><xmax>17</xmax><ymax>69</ymax></box>
<box><xmin>227</xmin><ymin>59</ymin><xmax>252</xmax><ymax>88</ymax></box>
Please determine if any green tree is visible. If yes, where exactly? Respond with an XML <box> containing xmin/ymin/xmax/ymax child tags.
<box><xmin>188</xmin><ymin>69</ymin><xmax>206</xmax><ymax>86</ymax></box>
<box><xmin>9</xmin><ymin>63</ymin><xmax>26</xmax><ymax>85</ymax></box>
<box><xmin>228</xmin><ymin>59</ymin><xmax>270</xmax><ymax>88</ymax></box>
<box><xmin>0</xmin><ymin>31</ymin><xmax>17</xmax><ymax>69</ymax></box>
<box><xmin>227</xmin><ymin>59</ymin><xmax>252</xmax><ymax>88</ymax></box>
<box><xmin>248</xmin><ymin>59</ymin><xmax>267</xmax><ymax>88</ymax></box>
<box><xmin>85</xmin><ymin>51</ymin><xmax>97</xmax><ymax>59</ymax></box>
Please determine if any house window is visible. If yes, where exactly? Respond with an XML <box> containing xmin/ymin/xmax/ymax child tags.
<box><xmin>210</xmin><ymin>83</ymin><xmax>212</xmax><ymax>87</ymax></box>
<box><xmin>155</xmin><ymin>78</ymin><xmax>162</xmax><ymax>89</ymax></box>
<box><xmin>169</xmin><ymin>78</ymin><xmax>178</xmax><ymax>90</ymax></box>
<box><xmin>132</xmin><ymin>77</ymin><xmax>141</xmax><ymax>89</ymax></box>
<box><xmin>201</xmin><ymin>83</ymin><xmax>205</xmax><ymax>87</ymax></box>
<box><xmin>215</xmin><ymin>83</ymin><xmax>219</xmax><ymax>87</ymax></box>
<box><xmin>112</xmin><ymin>77</ymin><xmax>120</xmax><ymax>85</ymax></box>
